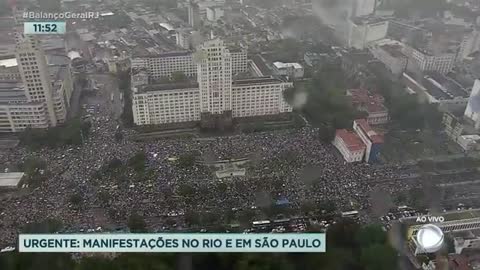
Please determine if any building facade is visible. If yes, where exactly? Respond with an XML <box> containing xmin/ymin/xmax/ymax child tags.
<box><xmin>0</xmin><ymin>34</ymin><xmax>71</xmax><ymax>133</ymax></box>
<box><xmin>369</xmin><ymin>42</ymin><xmax>408</xmax><ymax>77</ymax></box>
<box><xmin>196</xmin><ymin>39</ymin><xmax>233</xmax><ymax>115</ymax></box>
<box><xmin>131</xmin><ymin>49</ymin><xmax>248</xmax><ymax>80</ymax></box>
<box><xmin>131</xmin><ymin>39</ymin><xmax>292</xmax><ymax>126</ymax></box>
<box><xmin>464</xmin><ymin>79</ymin><xmax>480</xmax><ymax>130</ymax></box>
<box><xmin>188</xmin><ymin>1</ymin><xmax>201</xmax><ymax>28</ymax></box>
<box><xmin>332</xmin><ymin>129</ymin><xmax>366</xmax><ymax>163</ymax></box>
<box><xmin>403</xmin><ymin>45</ymin><xmax>456</xmax><ymax>74</ymax></box>
<box><xmin>348</xmin><ymin>17</ymin><xmax>389</xmax><ymax>49</ymax></box>
<box><xmin>442</xmin><ymin>112</ymin><xmax>464</xmax><ymax>141</ymax></box>
<box><xmin>132</xmin><ymin>83</ymin><xmax>201</xmax><ymax>125</ymax></box>
<box><xmin>131</xmin><ymin>52</ymin><xmax>197</xmax><ymax>79</ymax></box>
<box><xmin>272</xmin><ymin>62</ymin><xmax>304</xmax><ymax>79</ymax></box>
<box><xmin>353</xmin><ymin>119</ymin><xmax>384</xmax><ymax>163</ymax></box>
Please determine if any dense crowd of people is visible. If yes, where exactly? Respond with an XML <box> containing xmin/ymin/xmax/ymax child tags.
<box><xmin>0</xmin><ymin>85</ymin><xmax>425</xmax><ymax>249</ymax></box>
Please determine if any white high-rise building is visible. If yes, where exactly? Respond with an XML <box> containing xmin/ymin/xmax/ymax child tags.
<box><xmin>15</xmin><ymin>34</ymin><xmax>58</xmax><ymax>126</ymax></box>
<box><xmin>0</xmin><ymin>34</ymin><xmax>71</xmax><ymax>133</ymax></box>
<box><xmin>354</xmin><ymin>0</ymin><xmax>376</xmax><ymax>17</ymax></box>
<box><xmin>131</xmin><ymin>39</ymin><xmax>292</xmax><ymax>126</ymax></box>
<box><xmin>188</xmin><ymin>1</ymin><xmax>201</xmax><ymax>28</ymax></box>
<box><xmin>196</xmin><ymin>39</ymin><xmax>232</xmax><ymax>114</ymax></box>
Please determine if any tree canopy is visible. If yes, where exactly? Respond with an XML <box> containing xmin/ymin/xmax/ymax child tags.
<box><xmin>19</xmin><ymin>118</ymin><xmax>91</xmax><ymax>149</ymax></box>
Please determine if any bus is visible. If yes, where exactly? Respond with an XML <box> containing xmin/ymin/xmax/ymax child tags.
<box><xmin>341</xmin><ymin>210</ymin><xmax>359</xmax><ymax>219</ymax></box>
<box><xmin>252</xmin><ymin>220</ymin><xmax>271</xmax><ymax>227</ymax></box>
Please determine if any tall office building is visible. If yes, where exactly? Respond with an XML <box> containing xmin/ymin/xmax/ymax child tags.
<box><xmin>353</xmin><ymin>0</ymin><xmax>376</xmax><ymax>17</ymax></box>
<box><xmin>0</xmin><ymin>33</ymin><xmax>71</xmax><ymax>133</ymax></box>
<box><xmin>188</xmin><ymin>1</ymin><xmax>201</xmax><ymax>29</ymax></box>
<box><xmin>196</xmin><ymin>39</ymin><xmax>232</xmax><ymax>114</ymax></box>
<box><xmin>132</xmin><ymin>39</ymin><xmax>293</xmax><ymax>126</ymax></box>
<box><xmin>15</xmin><ymin>33</ymin><xmax>58</xmax><ymax>126</ymax></box>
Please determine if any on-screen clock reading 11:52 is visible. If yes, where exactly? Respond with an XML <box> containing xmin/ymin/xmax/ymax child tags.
<box><xmin>24</xmin><ymin>22</ymin><xmax>66</xmax><ymax>35</ymax></box>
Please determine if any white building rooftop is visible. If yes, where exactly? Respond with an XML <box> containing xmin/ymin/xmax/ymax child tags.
<box><xmin>0</xmin><ymin>58</ymin><xmax>17</xmax><ymax>67</ymax></box>
<box><xmin>273</xmin><ymin>62</ymin><xmax>302</xmax><ymax>69</ymax></box>
<box><xmin>0</xmin><ymin>172</ymin><xmax>24</xmax><ymax>187</ymax></box>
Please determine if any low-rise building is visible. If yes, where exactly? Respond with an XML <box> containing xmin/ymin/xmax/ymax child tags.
<box><xmin>353</xmin><ymin>119</ymin><xmax>384</xmax><ymax>163</ymax></box>
<box><xmin>455</xmin><ymin>236</ymin><xmax>480</xmax><ymax>254</ymax></box>
<box><xmin>457</xmin><ymin>135</ymin><xmax>480</xmax><ymax>152</ymax></box>
<box><xmin>403</xmin><ymin>72</ymin><xmax>470</xmax><ymax>112</ymax></box>
<box><xmin>347</xmin><ymin>89</ymin><xmax>389</xmax><ymax>125</ymax></box>
<box><xmin>272</xmin><ymin>62</ymin><xmax>304</xmax><ymax>79</ymax></box>
<box><xmin>332</xmin><ymin>129</ymin><xmax>366</xmax><ymax>163</ymax></box>
<box><xmin>304</xmin><ymin>52</ymin><xmax>327</xmax><ymax>67</ymax></box>
<box><xmin>369</xmin><ymin>41</ymin><xmax>408</xmax><ymax>77</ymax></box>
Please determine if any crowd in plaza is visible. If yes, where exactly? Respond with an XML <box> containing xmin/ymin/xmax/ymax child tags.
<box><xmin>0</xmin><ymin>87</ymin><xmax>420</xmax><ymax>249</ymax></box>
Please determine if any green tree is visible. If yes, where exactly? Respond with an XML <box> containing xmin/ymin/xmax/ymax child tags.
<box><xmin>127</xmin><ymin>212</ymin><xmax>147</xmax><ymax>233</ymax></box>
<box><xmin>128</xmin><ymin>152</ymin><xmax>146</xmax><ymax>173</ymax></box>
<box><xmin>356</xmin><ymin>225</ymin><xmax>387</xmax><ymax>246</ymax></box>
<box><xmin>69</xmin><ymin>193</ymin><xmax>83</xmax><ymax>206</ymax></box>
<box><xmin>184</xmin><ymin>211</ymin><xmax>201</xmax><ymax>227</ymax></box>
<box><xmin>318</xmin><ymin>122</ymin><xmax>335</xmax><ymax>143</ymax></box>
<box><xmin>360</xmin><ymin>244</ymin><xmax>398</xmax><ymax>270</ymax></box>
<box><xmin>177</xmin><ymin>183</ymin><xmax>195</xmax><ymax>197</ymax></box>
<box><xmin>23</xmin><ymin>218</ymin><xmax>63</xmax><ymax>233</ymax></box>
<box><xmin>177</xmin><ymin>153</ymin><xmax>196</xmax><ymax>168</ymax></box>
<box><xmin>97</xmin><ymin>191</ymin><xmax>111</xmax><ymax>205</ymax></box>
<box><xmin>107</xmin><ymin>158</ymin><xmax>123</xmax><ymax>170</ymax></box>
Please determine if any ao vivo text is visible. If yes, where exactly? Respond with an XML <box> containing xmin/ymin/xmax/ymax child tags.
<box><xmin>416</xmin><ymin>216</ymin><xmax>445</xmax><ymax>223</ymax></box>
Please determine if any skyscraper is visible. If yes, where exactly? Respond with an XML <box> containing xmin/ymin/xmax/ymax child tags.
<box><xmin>0</xmin><ymin>32</ymin><xmax>71</xmax><ymax>133</ymax></box>
<box><xmin>15</xmin><ymin>33</ymin><xmax>58</xmax><ymax>126</ymax></box>
<box><xmin>188</xmin><ymin>1</ymin><xmax>201</xmax><ymax>29</ymax></box>
<box><xmin>196</xmin><ymin>39</ymin><xmax>232</xmax><ymax>115</ymax></box>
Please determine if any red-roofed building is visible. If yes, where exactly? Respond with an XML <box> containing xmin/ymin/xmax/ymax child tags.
<box><xmin>332</xmin><ymin>129</ymin><xmax>366</xmax><ymax>163</ymax></box>
<box><xmin>449</xmin><ymin>255</ymin><xmax>472</xmax><ymax>270</ymax></box>
<box><xmin>347</xmin><ymin>89</ymin><xmax>389</xmax><ymax>125</ymax></box>
<box><xmin>353</xmin><ymin>119</ymin><xmax>384</xmax><ymax>163</ymax></box>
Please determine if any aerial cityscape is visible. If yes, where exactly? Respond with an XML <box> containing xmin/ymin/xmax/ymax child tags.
<box><xmin>1</xmin><ymin>0</ymin><xmax>480</xmax><ymax>269</ymax></box>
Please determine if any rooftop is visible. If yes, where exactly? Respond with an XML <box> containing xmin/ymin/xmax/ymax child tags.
<box><xmin>233</xmin><ymin>77</ymin><xmax>284</xmax><ymax>86</ymax></box>
<box><xmin>354</xmin><ymin>119</ymin><xmax>384</xmax><ymax>144</ymax></box>
<box><xmin>251</xmin><ymin>55</ymin><xmax>272</xmax><ymax>76</ymax></box>
<box><xmin>347</xmin><ymin>89</ymin><xmax>388</xmax><ymax>114</ymax></box>
<box><xmin>336</xmin><ymin>129</ymin><xmax>366</xmax><ymax>152</ymax></box>
<box><xmin>0</xmin><ymin>58</ymin><xmax>17</xmax><ymax>67</ymax></box>
<box><xmin>134</xmin><ymin>51</ymin><xmax>192</xmax><ymax>58</ymax></box>
<box><xmin>422</xmin><ymin>72</ymin><xmax>470</xmax><ymax>100</ymax></box>
<box><xmin>379</xmin><ymin>44</ymin><xmax>406</xmax><ymax>58</ymax></box>
<box><xmin>140</xmin><ymin>82</ymin><xmax>199</xmax><ymax>92</ymax></box>
<box><xmin>0</xmin><ymin>172</ymin><xmax>24</xmax><ymax>188</ymax></box>
<box><xmin>273</xmin><ymin>61</ymin><xmax>302</xmax><ymax>70</ymax></box>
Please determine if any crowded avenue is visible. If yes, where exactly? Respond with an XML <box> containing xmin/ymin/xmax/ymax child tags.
<box><xmin>0</xmin><ymin>77</ymin><xmax>428</xmax><ymax>248</ymax></box>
